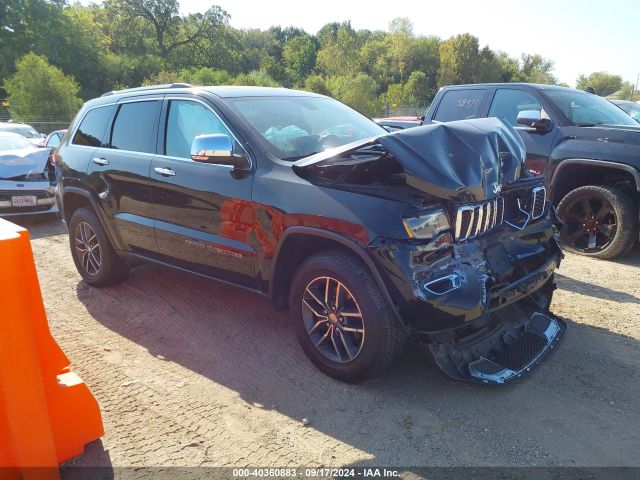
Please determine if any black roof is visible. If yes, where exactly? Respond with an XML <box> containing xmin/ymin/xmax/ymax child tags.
<box><xmin>439</xmin><ymin>82</ymin><xmax>573</xmax><ymax>92</ymax></box>
<box><xmin>85</xmin><ymin>84</ymin><xmax>324</xmax><ymax>109</ymax></box>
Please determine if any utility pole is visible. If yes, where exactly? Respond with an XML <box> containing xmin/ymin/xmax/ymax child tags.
<box><xmin>635</xmin><ymin>73</ymin><xmax>639</xmax><ymax>101</ymax></box>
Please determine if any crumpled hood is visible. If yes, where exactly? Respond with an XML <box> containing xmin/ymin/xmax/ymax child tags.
<box><xmin>378</xmin><ymin>118</ymin><xmax>525</xmax><ymax>202</ymax></box>
<box><xmin>0</xmin><ymin>148</ymin><xmax>50</xmax><ymax>179</ymax></box>
<box><xmin>294</xmin><ymin>117</ymin><xmax>525</xmax><ymax>203</ymax></box>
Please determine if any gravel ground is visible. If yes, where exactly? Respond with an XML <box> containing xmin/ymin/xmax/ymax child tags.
<box><xmin>12</xmin><ymin>214</ymin><xmax>640</xmax><ymax>471</ymax></box>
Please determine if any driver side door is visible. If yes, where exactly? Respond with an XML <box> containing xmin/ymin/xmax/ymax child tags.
<box><xmin>150</xmin><ymin>97</ymin><xmax>257</xmax><ymax>287</ymax></box>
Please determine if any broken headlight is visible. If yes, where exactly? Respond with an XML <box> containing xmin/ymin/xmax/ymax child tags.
<box><xmin>402</xmin><ymin>209</ymin><xmax>450</xmax><ymax>240</ymax></box>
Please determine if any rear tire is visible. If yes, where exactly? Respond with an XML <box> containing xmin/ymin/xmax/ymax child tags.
<box><xmin>69</xmin><ymin>207</ymin><xmax>130</xmax><ymax>286</ymax></box>
<box><xmin>557</xmin><ymin>185</ymin><xmax>638</xmax><ymax>259</ymax></box>
<box><xmin>289</xmin><ymin>249</ymin><xmax>406</xmax><ymax>382</ymax></box>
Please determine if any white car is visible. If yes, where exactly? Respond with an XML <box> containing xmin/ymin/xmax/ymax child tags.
<box><xmin>0</xmin><ymin>122</ymin><xmax>46</xmax><ymax>145</ymax></box>
<box><xmin>0</xmin><ymin>132</ymin><xmax>58</xmax><ymax>216</ymax></box>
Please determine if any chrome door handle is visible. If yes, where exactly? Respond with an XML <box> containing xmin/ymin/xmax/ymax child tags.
<box><xmin>93</xmin><ymin>157</ymin><xmax>109</xmax><ymax>166</ymax></box>
<box><xmin>154</xmin><ymin>167</ymin><xmax>176</xmax><ymax>177</ymax></box>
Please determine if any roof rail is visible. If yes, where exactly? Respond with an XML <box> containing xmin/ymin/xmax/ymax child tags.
<box><xmin>101</xmin><ymin>83</ymin><xmax>193</xmax><ymax>97</ymax></box>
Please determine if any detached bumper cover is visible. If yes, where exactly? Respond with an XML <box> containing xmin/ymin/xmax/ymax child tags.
<box><xmin>468</xmin><ymin>313</ymin><xmax>565</xmax><ymax>384</ymax></box>
<box><xmin>428</xmin><ymin>286</ymin><xmax>566</xmax><ymax>385</ymax></box>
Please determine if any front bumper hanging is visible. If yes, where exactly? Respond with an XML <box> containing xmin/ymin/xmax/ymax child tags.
<box><xmin>467</xmin><ymin>313</ymin><xmax>565</xmax><ymax>384</ymax></box>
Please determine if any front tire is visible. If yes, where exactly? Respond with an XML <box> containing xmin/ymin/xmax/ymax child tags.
<box><xmin>557</xmin><ymin>185</ymin><xmax>638</xmax><ymax>259</ymax></box>
<box><xmin>289</xmin><ymin>249</ymin><xmax>406</xmax><ymax>382</ymax></box>
<box><xmin>69</xmin><ymin>207</ymin><xmax>130</xmax><ymax>286</ymax></box>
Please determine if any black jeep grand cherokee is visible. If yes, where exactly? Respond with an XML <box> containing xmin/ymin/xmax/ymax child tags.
<box><xmin>56</xmin><ymin>84</ymin><xmax>565</xmax><ymax>384</ymax></box>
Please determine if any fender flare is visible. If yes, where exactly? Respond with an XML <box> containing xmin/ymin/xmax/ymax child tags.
<box><xmin>270</xmin><ymin>226</ymin><xmax>408</xmax><ymax>331</ymax></box>
<box><xmin>61</xmin><ymin>186</ymin><xmax>125</xmax><ymax>251</ymax></box>
<box><xmin>549</xmin><ymin>158</ymin><xmax>640</xmax><ymax>200</ymax></box>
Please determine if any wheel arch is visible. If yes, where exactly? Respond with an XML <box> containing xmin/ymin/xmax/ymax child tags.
<box><xmin>549</xmin><ymin>159</ymin><xmax>640</xmax><ymax>204</ymax></box>
<box><xmin>269</xmin><ymin>227</ymin><xmax>407</xmax><ymax>330</ymax></box>
<box><xmin>62</xmin><ymin>187</ymin><xmax>125</xmax><ymax>251</ymax></box>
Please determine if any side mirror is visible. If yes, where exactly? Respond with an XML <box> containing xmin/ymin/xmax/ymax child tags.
<box><xmin>40</xmin><ymin>133</ymin><xmax>46</xmax><ymax>138</ymax></box>
<box><xmin>191</xmin><ymin>134</ymin><xmax>250</xmax><ymax>171</ymax></box>
<box><xmin>517</xmin><ymin>110</ymin><xmax>552</xmax><ymax>132</ymax></box>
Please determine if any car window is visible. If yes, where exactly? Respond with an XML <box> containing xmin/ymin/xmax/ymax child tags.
<box><xmin>489</xmin><ymin>89</ymin><xmax>542</xmax><ymax>126</ymax></box>
<box><xmin>165</xmin><ymin>100</ymin><xmax>237</xmax><ymax>159</ymax></box>
<box><xmin>110</xmin><ymin>101</ymin><xmax>160</xmax><ymax>153</ymax></box>
<box><xmin>72</xmin><ymin>105</ymin><xmax>115</xmax><ymax>147</ymax></box>
<box><xmin>544</xmin><ymin>89</ymin><xmax>636</xmax><ymax>127</ymax></box>
<box><xmin>0</xmin><ymin>126</ymin><xmax>39</xmax><ymax>138</ymax></box>
<box><xmin>433</xmin><ymin>89</ymin><xmax>486</xmax><ymax>122</ymax></box>
<box><xmin>47</xmin><ymin>133</ymin><xmax>61</xmax><ymax>148</ymax></box>
<box><xmin>224</xmin><ymin>96</ymin><xmax>385</xmax><ymax>161</ymax></box>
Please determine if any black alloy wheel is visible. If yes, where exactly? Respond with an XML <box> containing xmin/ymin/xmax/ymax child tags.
<box><xmin>557</xmin><ymin>185</ymin><xmax>638</xmax><ymax>259</ymax></box>
<box><xmin>289</xmin><ymin>250</ymin><xmax>406</xmax><ymax>382</ymax></box>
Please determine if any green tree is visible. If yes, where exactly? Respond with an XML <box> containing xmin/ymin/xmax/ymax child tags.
<box><xmin>233</xmin><ymin>70</ymin><xmax>279</xmax><ymax>87</ymax></box>
<box><xmin>405</xmin><ymin>71</ymin><xmax>430</xmax><ymax>104</ymax></box>
<box><xmin>316</xmin><ymin>22</ymin><xmax>362</xmax><ymax>76</ymax></box>
<box><xmin>617</xmin><ymin>81</ymin><xmax>636</xmax><ymax>100</ymax></box>
<box><xmin>283</xmin><ymin>35</ymin><xmax>317</xmax><ymax>85</ymax></box>
<box><xmin>4</xmin><ymin>53</ymin><xmax>83</xmax><ymax>123</ymax></box>
<box><xmin>106</xmin><ymin>0</ymin><xmax>228</xmax><ymax>59</ymax></box>
<box><xmin>0</xmin><ymin>0</ymin><xmax>67</xmax><ymax>83</ymax></box>
<box><xmin>187</xmin><ymin>68</ymin><xmax>232</xmax><ymax>85</ymax></box>
<box><xmin>327</xmin><ymin>73</ymin><xmax>380</xmax><ymax>116</ymax></box>
<box><xmin>520</xmin><ymin>54</ymin><xmax>556</xmax><ymax>84</ymax></box>
<box><xmin>388</xmin><ymin>17</ymin><xmax>413</xmax><ymax>81</ymax></box>
<box><xmin>438</xmin><ymin>34</ymin><xmax>480</xmax><ymax>87</ymax></box>
<box><xmin>576</xmin><ymin>72</ymin><xmax>624</xmax><ymax>96</ymax></box>
<box><xmin>409</xmin><ymin>37</ymin><xmax>440</xmax><ymax>98</ymax></box>
<box><xmin>304</xmin><ymin>75</ymin><xmax>329</xmax><ymax>95</ymax></box>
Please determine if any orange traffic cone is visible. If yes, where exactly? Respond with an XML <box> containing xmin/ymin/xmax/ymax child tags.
<box><xmin>0</xmin><ymin>219</ymin><xmax>103</xmax><ymax>480</ymax></box>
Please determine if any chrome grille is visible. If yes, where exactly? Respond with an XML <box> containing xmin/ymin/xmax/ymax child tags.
<box><xmin>454</xmin><ymin>197</ymin><xmax>504</xmax><ymax>241</ymax></box>
<box><xmin>531</xmin><ymin>187</ymin><xmax>546</xmax><ymax>219</ymax></box>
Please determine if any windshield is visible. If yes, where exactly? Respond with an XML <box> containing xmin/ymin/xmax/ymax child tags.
<box><xmin>224</xmin><ymin>96</ymin><xmax>386</xmax><ymax>160</ymax></box>
<box><xmin>0</xmin><ymin>135</ymin><xmax>34</xmax><ymax>151</ymax></box>
<box><xmin>544</xmin><ymin>89</ymin><xmax>637</xmax><ymax>127</ymax></box>
<box><xmin>0</xmin><ymin>126</ymin><xmax>40</xmax><ymax>138</ymax></box>
<box><xmin>616</xmin><ymin>102</ymin><xmax>640</xmax><ymax>123</ymax></box>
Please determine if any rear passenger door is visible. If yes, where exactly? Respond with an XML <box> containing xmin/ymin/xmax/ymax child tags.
<box><xmin>488</xmin><ymin>88</ymin><xmax>557</xmax><ymax>176</ymax></box>
<box><xmin>86</xmin><ymin>97</ymin><xmax>161</xmax><ymax>253</ymax></box>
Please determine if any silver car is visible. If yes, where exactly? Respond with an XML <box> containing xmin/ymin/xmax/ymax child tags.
<box><xmin>0</xmin><ymin>132</ymin><xmax>58</xmax><ymax>216</ymax></box>
<box><xmin>0</xmin><ymin>122</ymin><xmax>46</xmax><ymax>145</ymax></box>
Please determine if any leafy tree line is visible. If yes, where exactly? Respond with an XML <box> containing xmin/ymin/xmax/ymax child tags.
<box><xmin>1</xmin><ymin>0</ymin><xmax>636</xmax><ymax>125</ymax></box>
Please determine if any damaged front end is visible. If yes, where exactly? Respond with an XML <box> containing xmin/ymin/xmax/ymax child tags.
<box><xmin>294</xmin><ymin>118</ymin><xmax>565</xmax><ymax>384</ymax></box>
<box><xmin>0</xmin><ymin>148</ymin><xmax>58</xmax><ymax>216</ymax></box>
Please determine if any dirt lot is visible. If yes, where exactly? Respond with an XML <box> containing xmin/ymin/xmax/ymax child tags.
<box><xmin>13</xmin><ymin>214</ymin><xmax>640</xmax><ymax>470</ymax></box>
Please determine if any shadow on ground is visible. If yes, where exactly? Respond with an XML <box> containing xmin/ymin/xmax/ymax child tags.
<box><xmin>5</xmin><ymin>213</ymin><xmax>66</xmax><ymax>239</ymax></box>
<box><xmin>555</xmin><ymin>273</ymin><xmax>640</xmax><ymax>304</ymax></box>
<box><xmin>72</xmin><ymin>260</ymin><xmax>640</xmax><ymax>468</ymax></box>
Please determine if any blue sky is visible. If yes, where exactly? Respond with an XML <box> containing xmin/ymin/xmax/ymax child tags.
<box><xmin>88</xmin><ymin>0</ymin><xmax>640</xmax><ymax>87</ymax></box>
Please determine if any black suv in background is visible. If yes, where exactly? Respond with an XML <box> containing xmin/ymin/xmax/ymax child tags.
<box><xmin>424</xmin><ymin>83</ymin><xmax>640</xmax><ymax>259</ymax></box>
<box><xmin>56</xmin><ymin>84</ymin><xmax>565</xmax><ymax>384</ymax></box>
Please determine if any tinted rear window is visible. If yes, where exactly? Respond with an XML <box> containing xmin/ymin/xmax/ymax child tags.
<box><xmin>433</xmin><ymin>89</ymin><xmax>486</xmax><ymax>122</ymax></box>
<box><xmin>110</xmin><ymin>101</ymin><xmax>160</xmax><ymax>153</ymax></box>
<box><xmin>72</xmin><ymin>105</ymin><xmax>115</xmax><ymax>147</ymax></box>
